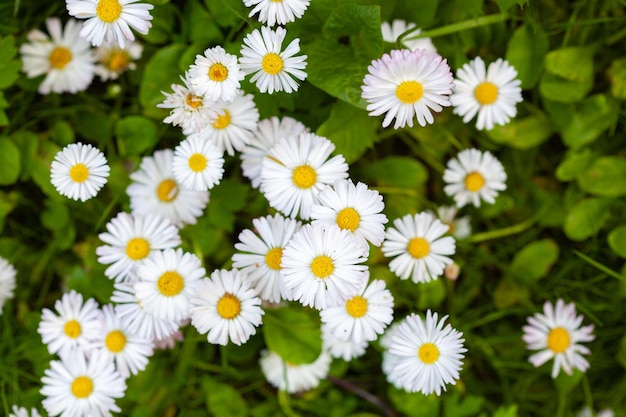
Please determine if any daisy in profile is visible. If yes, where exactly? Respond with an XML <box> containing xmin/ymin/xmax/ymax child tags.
<box><xmin>382</xmin><ymin>212</ymin><xmax>456</xmax><ymax>284</ymax></box>
<box><xmin>450</xmin><ymin>57</ymin><xmax>523</xmax><ymax>131</ymax></box>
<box><xmin>20</xmin><ymin>17</ymin><xmax>95</xmax><ymax>94</ymax></box>
<box><xmin>94</xmin><ymin>40</ymin><xmax>143</xmax><ymax>81</ymax></box>
<box><xmin>50</xmin><ymin>142</ymin><xmax>110</xmax><ymax>202</ymax></box>
<box><xmin>9</xmin><ymin>406</ymin><xmax>41</xmax><ymax>417</ymax></box>
<box><xmin>260</xmin><ymin>132</ymin><xmax>349</xmax><ymax>220</ymax></box>
<box><xmin>126</xmin><ymin>149</ymin><xmax>209</xmax><ymax>227</ymax></box>
<box><xmin>241</xmin><ymin>116</ymin><xmax>308</xmax><ymax>189</ymax></box>
<box><xmin>310</xmin><ymin>179</ymin><xmax>388</xmax><ymax>250</ymax></box>
<box><xmin>443</xmin><ymin>148</ymin><xmax>507</xmax><ymax>208</ymax></box>
<box><xmin>188</xmin><ymin>45</ymin><xmax>244</xmax><ymax>102</ymax></box>
<box><xmin>281</xmin><ymin>223</ymin><xmax>368</xmax><ymax>310</ymax></box>
<box><xmin>96</xmin><ymin>211</ymin><xmax>181</xmax><ymax>283</ymax></box>
<box><xmin>65</xmin><ymin>0</ymin><xmax>154</xmax><ymax>48</ymax></box>
<box><xmin>244</xmin><ymin>0</ymin><xmax>310</xmax><ymax>26</ymax></box>
<box><xmin>0</xmin><ymin>257</ymin><xmax>16</xmax><ymax>314</ymax></box>
<box><xmin>190</xmin><ymin>269</ymin><xmax>264</xmax><ymax>346</ymax></box>
<box><xmin>361</xmin><ymin>49</ymin><xmax>454</xmax><ymax>129</ymax></box>
<box><xmin>321</xmin><ymin>325</ymin><xmax>368</xmax><ymax>361</ymax></box>
<box><xmin>432</xmin><ymin>205</ymin><xmax>472</xmax><ymax>239</ymax></box>
<box><xmin>133</xmin><ymin>248</ymin><xmax>205</xmax><ymax>322</ymax></box>
<box><xmin>260</xmin><ymin>349</ymin><xmax>331</xmax><ymax>394</ymax></box>
<box><xmin>522</xmin><ymin>299</ymin><xmax>595</xmax><ymax>379</ymax></box>
<box><xmin>41</xmin><ymin>349</ymin><xmax>126</xmax><ymax>417</ymax></box>
<box><xmin>172</xmin><ymin>135</ymin><xmax>225</xmax><ymax>191</ymax></box>
<box><xmin>232</xmin><ymin>213</ymin><xmax>302</xmax><ymax>303</ymax></box>
<box><xmin>381</xmin><ymin>19</ymin><xmax>437</xmax><ymax>53</ymax></box>
<box><xmin>240</xmin><ymin>26</ymin><xmax>307</xmax><ymax>94</ymax></box>
<box><xmin>38</xmin><ymin>290</ymin><xmax>101</xmax><ymax>360</ymax></box>
<box><xmin>385</xmin><ymin>311</ymin><xmax>466</xmax><ymax>395</ymax></box>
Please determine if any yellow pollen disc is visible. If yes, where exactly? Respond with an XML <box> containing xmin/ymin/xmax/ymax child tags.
<box><xmin>157</xmin><ymin>179</ymin><xmax>179</xmax><ymax>202</ymax></box>
<box><xmin>265</xmin><ymin>247</ymin><xmax>283</xmax><ymax>270</ymax></box>
<box><xmin>217</xmin><ymin>293</ymin><xmax>241</xmax><ymax>319</ymax></box>
<box><xmin>464</xmin><ymin>171</ymin><xmax>485</xmax><ymax>192</ymax></box>
<box><xmin>261</xmin><ymin>53</ymin><xmax>284</xmax><ymax>75</ymax></box>
<box><xmin>125</xmin><ymin>237</ymin><xmax>150</xmax><ymax>261</ymax></box>
<box><xmin>336</xmin><ymin>207</ymin><xmax>360</xmax><ymax>232</ymax></box>
<box><xmin>108</xmin><ymin>52</ymin><xmax>128</xmax><ymax>71</ymax></box>
<box><xmin>547</xmin><ymin>327</ymin><xmax>570</xmax><ymax>354</ymax></box>
<box><xmin>407</xmin><ymin>237</ymin><xmax>430</xmax><ymax>259</ymax></box>
<box><xmin>185</xmin><ymin>94</ymin><xmax>203</xmax><ymax>109</ymax></box>
<box><xmin>157</xmin><ymin>271</ymin><xmax>184</xmax><ymax>297</ymax></box>
<box><xmin>418</xmin><ymin>342</ymin><xmax>440</xmax><ymax>364</ymax></box>
<box><xmin>71</xmin><ymin>376</ymin><xmax>94</xmax><ymax>399</ymax></box>
<box><xmin>105</xmin><ymin>330</ymin><xmax>127</xmax><ymax>353</ymax></box>
<box><xmin>346</xmin><ymin>296</ymin><xmax>368</xmax><ymax>318</ymax></box>
<box><xmin>188</xmin><ymin>153</ymin><xmax>207</xmax><ymax>172</ymax></box>
<box><xmin>395</xmin><ymin>81</ymin><xmax>424</xmax><ymax>104</ymax></box>
<box><xmin>208</xmin><ymin>63</ymin><xmax>229</xmax><ymax>82</ymax></box>
<box><xmin>69</xmin><ymin>163</ymin><xmax>89</xmax><ymax>183</ymax></box>
<box><xmin>292</xmin><ymin>165</ymin><xmax>317</xmax><ymax>189</ymax></box>
<box><xmin>49</xmin><ymin>47</ymin><xmax>72</xmax><ymax>70</ymax></box>
<box><xmin>64</xmin><ymin>319</ymin><xmax>82</xmax><ymax>339</ymax></box>
<box><xmin>96</xmin><ymin>0</ymin><xmax>122</xmax><ymax>23</ymax></box>
<box><xmin>310</xmin><ymin>255</ymin><xmax>334</xmax><ymax>279</ymax></box>
<box><xmin>212</xmin><ymin>110</ymin><xmax>231</xmax><ymax>129</ymax></box>
<box><xmin>474</xmin><ymin>81</ymin><xmax>499</xmax><ymax>105</ymax></box>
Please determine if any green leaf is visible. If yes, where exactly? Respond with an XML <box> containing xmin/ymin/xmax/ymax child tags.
<box><xmin>578</xmin><ymin>156</ymin><xmax>626</xmax><ymax>197</ymax></box>
<box><xmin>493</xmin><ymin>405</ymin><xmax>518</xmax><ymax>417</ymax></box>
<box><xmin>555</xmin><ymin>148</ymin><xmax>597</xmax><ymax>182</ymax></box>
<box><xmin>263</xmin><ymin>306</ymin><xmax>322</xmax><ymax>365</ymax></box>
<box><xmin>41</xmin><ymin>200</ymin><xmax>70</xmax><ymax>232</ymax></box>
<box><xmin>509</xmin><ymin>239</ymin><xmax>559</xmax><ymax>283</ymax></box>
<box><xmin>486</xmin><ymin>108</ymin><xmax>553</xmax><ymax>149</ymax></box>
<box><xmin>205</xmin><ymin>178</ymin><xmax>248</xmax><ymax>232</ymax></box>
<box><xmin>51</xmin><ymin>120</ymin><xmax>75</xmax><ymax>146</ymax></box>
<box><xmin>206</xmin><ymin>381</ymin><xmax>248</xmax><ymax>417</ymax></box>
<box><xmin>608</xmin><ymin>57</ymin><xmax>626</xmax><ymax>99</ymax></box>
<box><xmin>443</xmin><ymin>391</ymin><xmax>484</xmax><ymax>417</ymax></box>
<box><xmin>417</xmin><ymin>279</ymin><xmax>446</xmax><ymax>310</ymax></box>
<box><xmin>560</xmin><ymin>95</ymin><xmax>618</xmax><ymax>148</ymax></box>
<box><xmin>539</xmin><ymin>47</ymin><xmax>595</xmax><ymax>103</ymax></box>
<box><xmin>496</xmin><ymin>0</ymin><xmax>528</xmax><ymax>12</ymax></box>
<box><xmin>608</xmin><ymin>226</ymin><xmax>626</xmax><ymax>259</ymax></box>
<box><xmin>139</xmin><ymin>43</ymin><xmax>187</xmax><ymax>118</ymax></box>
<box><xmin>204</xmin><ymin>0</ymin><xmax>249</xmax><ymax>28</ymax></box>
<box><xmin>539</xmin><ymin>72</ymin><xmax>593</xmax><ymax>103</ymax></box>
<box><xmin>0</xmin><ymin>138</ymin><xmax>21</xmax><ymax>185</ymax></box>
<box><xmin>388</xmin><ymin>386</ymin><xmax>440</xmax><ymax>417</ymax></box>
<box><xmin>137</xmin><ymin>3</ymin><xmax>175</xmax><ymax>44</ymax></box>
<box><xmin>0</xmin><ymin>36</ymin><xmax>21</xmax><ymax>90</ymax></box>
<box><xmin>564</xmin><ymin>198</ymin><xmax>611</xmax><ymax>241</ymax></box>
<box><xmin>186</xmin><ymin>0</ymin><xmax>222</xmax><ymax>44</ymax></box>
<box><xmin>359</xmin><ymin>156</ymin><xmax>428</xmax><ymax>189</ymax></box>
<box><xmin>115</xmin><ymin>116</ymin><xmax>158</xmax><ymax>156</ymax></box>
<box><xmin>553</xmin><ymin>368</ymin><xmax>583</xmax><ymax>393</ymax></box>
<box><xmin>75</xmin><ymin>109</ymin><xmax>112</xmax><ymax>145</ymax></box>
<box><xmin>505</xmin><ymin>24</ymin><xmax>548</xmax><ymax>89</ymax></box>
<box><xmin>392</xmin><ymin>0</ymin><xmax>437</xmax><ymax>27</ymax></box>
<box><xmin>322</xmin><ymin>4</ymin><xmax>383</xmax><ymax>59</ymax></box>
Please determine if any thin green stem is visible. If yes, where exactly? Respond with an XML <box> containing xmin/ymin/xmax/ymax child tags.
<box><xmin>402</xmin><ymin>14</ymin><xmax>509</xmax><ymax>41</ymax></box>
<box><xmin>466</xmin><ymin>216</ymin><xmax>537</xmax><ymax>243</ymax></box>
<box><xmin>573</xmin><ymin>250</ymin><xmax>625</xmax><ymax>281</ymax></box>
<box><xmin>278</xmin><ymin>389</ymin><xmax>301</xmax><ymax>417</ymax></box>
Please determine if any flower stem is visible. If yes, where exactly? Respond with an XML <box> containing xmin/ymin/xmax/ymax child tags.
<box><xmin>466</xmin><ymin>216</ymin><xmax>537</xmax><ymax>243</ymax></box>
<box><xmin>402</xmin><ymin>14</ymin><xmax>510</xmax><ymax>42</ymax></box>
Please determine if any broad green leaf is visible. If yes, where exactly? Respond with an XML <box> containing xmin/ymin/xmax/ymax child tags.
<box><xmin>608</xmin><ymin>226</ymin><xmax>626</xmax><ymax>259</ymax></box>
<box><xmin>564</xmin><ymin>198</ymin><xmax>611</xmax><ymax>241</ymax></box>
<box><xmin>205</xmin><ymin>178</ymin><xmax>248</xmax><ymax>232</ymax></box>
<box><xmin>493</xmin><ymin>405</ymin><xmax>518</xmax><ymax>417</ymax></box>
<box><xmin>263</xmin><ymin>306</ymin><xmax>322</xmax><ymax>364</ymax></box>
<box><xmin>553</xmin><ymin>368</ymin><xmax>583</xmax><ymax>394</ymax></box>
<box><xmin>388</xmin><ymin>386</ymin><xmax>440</xmax><ymax>417</ymax></box>
<box><xmin>0</xmin><ymin>191</ymin><xmax>17</xmax><ymax>233</ymax></box>
<box><xmin>186</xmin><ymin>0</ymin><xmax>222</xmax><ymax>44</ymax></box>
<box><xmin>31</xmin><ymin>141</ymin><xmax>61</xmax><ymax>198</ymax></box>
<box><xmin>139</xmin><ymin>43</ymin><xmax>187</xmax><ymax>118</ymax></box>
<box><xmin>0</xmin><ymin>138</ymin><xmax>20</xmax><ymax>185</ymax></box>
<box><xmin>539</xmin><ymin>72</ymin><xmax>593</xmax><ymax>103</ymax></box>
<box><xmin>323</xmin><ymin>4</ymin><xmax>383</xmax><ymax>59</ymax></box>
<box><xmin>561</xmin><ymin>95</ymin><xmax>618</xmax><ymax>148</ymax></box>
<box><xmin>544</xmin><ymin>46</ymin><xmax>595</xmax><ymax>82</ymax></box>
<box><xmin>486</xmin><ymin>109</ymin><xmax>553</xmax><ymax>149</ymax></box>
<box><xmin>75</xmin><ymin>109</ymin><xmax>112</xmax><ymax>144</ymax></box>
<box><xmin>443</xmin><ymin>391</ymin><xmax>484</xmax><ymax>417</ymax></box>
<box><xmin>359</xmin><ymin>156</ymin><xmax>428</xmax><ymax>189</ymax></box>
<box><xmin>578</xmin><ymin>156</ymin><xmax>626</xmax><ymax>197</ymax></box>
<box><xmin>608</xmin><ymin>57</ymin><xmax>626</xmax><ymax>99</ymax></box>
<box><xmin>11</xmin><ymin>131</ymin><xmax>38</xmax><ymax>181</ymax></box>
<box><xmin>555</xmin><ymin>148</ymin><xmax>597</xmax><ymax>182</ymax></box>
<box><xmin>0</xmin><ymin>36</ymin><xmax>20</xmax><ymax>89</ymax></box>
<box><xmin>115</xmin><ymin>116</ymin><xmax>158</xmax><ymax>156</ymax></box>
<box><xmin>417</xmin><ymin>279</ymin><xmax>446</xmax><ymax>310</ymax></box>
<box><xmin>41</xmin><ymin>200</ymin><xmax>70</xmax><ymax>232</ymax></box>
<box><xmin>509</xmin><ymin>239</ymin><xmax>559</xmax><ymax>283</ymax></box>
<box><xmin>505</xmin><ymin>24</ymin><xmax>547</xmax><ymax>89</ymax></box>
<box><xmin>392</xmin><ymin>0</ymin><xmax>438</xmax><ymax>27</ymax></box>
<box><xmin>206</xmin><ymin>381</ymin><xmax>248</xmax><ymax>417</ymax></box>
<box><xmin>51</xmin><ymin>120</ymin><xmax>75</xmax><ymax>146</ymax></box>
<box><xmin>204</xmin><ymin>0</ymin><xmax>249</xmax><ymax>28</ymax></box>
<box><xmin>137</xmin><ymin>3</ymin><xmax>175</xmax><ymax>44</ymax></box>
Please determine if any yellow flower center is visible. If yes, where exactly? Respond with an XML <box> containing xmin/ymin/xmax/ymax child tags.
<box><xmin>208</xmin><ymin>63</ymin><xmax>229</xmax><ymax>82</ymax></box>
<box><xmin>336</xmin><ymin>207</ymin><xmax>360</xmax><ymax>232</ymax></box>
<box><xmin>292</xmin><ymin>165</ymin><xmax>317</xmax><ymax>189</ymax></box>
<box><xmin>418</xmin><ymin>342</ymin><xmax>440</xmax><ymax>364</ymax></box>
<box><xmin>64</xmin><ymin>319</ymin><xmax>82</xmax><ymax>339</ymax></box>
<box><xmin>310</xmin><ymin>255</ymin><xmax>334</xmax><ymax>278</ymax></box>
<box><xmin>96</xmin><ymin>0</ymin><xmax>122</xmax><ymax>23</ymax></box>
<box><xmin>474</xmin><ymin>81</ymin><xmax>499</xmax><ymax>105</ymax></box>
<box><xmin>217</xmin><ymin>293</ymin><xmax>241</xmax><ymax>319</ymax></box>
<box><xmin>265</xmin><ymin>247</ymin><xmax>283</xmax><ymax>270</ymax></box>
<box><xmin>156</xmin><ymin>179</ymin><xmax>178</xmax><ymax>202</ymax></box>
<box><xmin>69</xmin><ymin>163</ymin><xmax>89</xmax><ymax>183</ymax></box>
<box><xmin>212</xmin><ymin>110</ymin><xmax>231</xmax><ymax>129</ymax></box>
<box><xmin>105</xmin><ymin>330</ymin><xmax>127</xmax><ymax>353</ymax></box>
<box><xmin>107</xmin><ymin>51</ymin><xmax>129</xmax><ymax>71</ymax></box>
<box><xmin>71</xmin><ymin>376</ymin><xmax>94</xmax><ymax>399</ymax></box>
<box><xmin>261</xmin><ymin>53</ymin><xmax>284</xmax><ymax>75</ymax></box>
<box><xmin>49</xmin><ymin>47</ymin><xmax>72</xmax><ymax>70</ymax></box>
<box><xmin>185</xmin><ymin>93</ymin><xmax>203</xmax><ymax>109</ymax></box>
<box><xmin>157</xmin><ymin>271</ymin><xmax>184</xmax><ymax>296</ymax></box>
<box><xmin>188</xmin><ymin>153</ymin><xmax>207</xmax><ymax>172</ymax></box>
<box><xmin>464</xmin><ymin>171</ymin><xmax>485</xmax><ymax>192</ymax></box>
<box><xmin>395</xmin><ymin>81</ymin><xmax>424</xmax><ymax>104</ymax></box>
<box><xmin>547</xmin><ymin>327</ymin><xmax>570</xmax><ymax>354</ymax></box>
<box><xmin>125</xmin><ymin>237</ymin><xmax>150</xmax><ymax>261</ymax></box>
<box><xmin>407</xmin><ymin>237</ymin><xmax>430</xmax><ymax>259</ymax></box>
<box><xmin>345</xmin><ymin>296</ymin><xmax>368</xmax><ymax>318</ymax></box>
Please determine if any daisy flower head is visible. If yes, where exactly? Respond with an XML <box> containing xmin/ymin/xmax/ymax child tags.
<box><xmin>0</xmin><ymin>257</ymin><xmax>16</xmax><ymax>314</ymax></box>
<box><xmin>65</xmin><ymin>0</ymin><xmax>154</xmax><ymax>48</ymax></box>
<box><xmin>240</xmin><ymin>26</ymin><xmax>307</xmax><ymax>94</ymax></box>
<box><xmin>50</xmin><ymin>142</ymin><xmax>110</xmax><ymax>202</ymax></box>
<box><xmin>361</xmin><ymin>48</ymin><xmax>454</xmax><ymax>129</ymax></box>
<box><xmin>382</xmin><ymin>212</ymin><xmax>456</xmax><ymax>284</ymax></box>
<box><xmin>321</xmin><ymin>325</ymin><xmax>368</xmax><ymax>361</ymax></box>
<box><xmin>133</xmin><ymin>248</ymin><xmax>206</xmax><ymax>322</ymax></box>
<box><xmin>578</xmin><ymin>408</ymin><xmax>614</xmax><ymax>417</ymax></box>
<box><xmin>443</xmin><ymin>148</ymin><xmax>507</xmax><ymax>208</ymax></box>
<box><xmin>381</xmin><ymin>19</ymin><xmax>437</xmax><ymax>53</ymax></box>
<box><xmin>94</xmin><ymin>39</ymin><xmax>142</xmax><ymax>81</ymax></box>
<box><xmin>522</xmin><ymin>299</ymin><xmax>595</xmax><ymax>379</ymax></box>
<box><xmin>126</xmin><ymin>148</ymin><xmax>209</xmax><ymax>227</ymax></box>
<box><xmin>433</xmin><ymin>205</ymin><xmax>472</xmax><ymax>239</ymax></box>
<box><xmin>188</xmin><ymin>45</ymin><xmax>244</xmax><ymax>102</ymax></box>
<box><xmin>385</xmin><ymin>311</ymin><xmax>466</xmax><ymax>395</ymax></box>
<box><xmin>172</xmin><ymin>134</ymin><xmax>225</xmax><ymax>191</ymax></box>
<box><xmin>260</xmin><ymin>132</ymin><xmax>349</xmax><ymax>220</ymax></box>
<box><xmin>190</xmin><ymin>269</ymin><xmax>264</xmax><ymax>346</ymax></box>
<box><xmin>450</xmin><ymin>57</ymin><xmax>523</xmax><ymax>131</ymax></box>
<box><xmin>41</xmin><ymin>349</ymin><xmax>126</xmax><ymax>417</ymax></box>
<box><xmin>281</xmin><ymin>223</ymin><xmax>368</xmax><ymax>310</ymax></box>
<box><xmin>244</xmin><ymin>0</ymin><xmax>310</xmax><ymax>26</ymax></box>
<box><xmin>260</xmin><ymin>349</ymin><xmax>332</xmax><ymax>394</ymax></box>
<box><xmin>9</xmin><ymin>406</ymin><xmax>42</xmax><ymax>417</ymax></box>
<box><xmin>20</xmin><ymin>17</ymin><xmax>95</xmax><ymax>95</ymax></box>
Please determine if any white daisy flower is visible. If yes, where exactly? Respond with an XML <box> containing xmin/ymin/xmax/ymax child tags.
<box><xmin>320</xmin><ymin>278</ymin><xmax>394</xmax><ymax>344</ymax></box>
<box><xmin>188</xmin><ymin>45</ymin><xmax>244</xmax><ymax>102</ymax></box>
<box><xmin>40</xmin><ymin>349</ymin><xmax>126</xmax><ymax>417</ymax></box>
<box><xmin>240</xmin><ymin>26</ymin><xmax>307</xmax><ymax>94</ymax></box>
<box><xmin>94</xmin><ymin>40</ymin><xmax>142</xmax><ymax>81</ymax></box>
<box><xmin>50</xmin><ymin>142</ymin><xmax>110</xmax><ymax>202</ymax></box>
<box><xmin>432</xmin><ymin>205</ymin><xmax>472</xmax><ymax>239</ymax></box>
<box><xmin>385</xmin><ymin>311</ymin><xmax>466</xmax><ymax>395</ymax></box>
<box><xmin>232</xmin><ymin>213</ymin><xmax>302</xmax><ymax>303</ymax></box>
<box><xmin>133</xmin><ymin>248</ymin><xmax>205</xmax><ymax>322</ymax></box>
<box><xmin>244</xmin><ymin>0</ymin><xmax>310</xmax><ymax>26</ymax></box>
<box><xmin>172</xmin><ymin>134</ymin><xmax>225</xmax><ymax>191</ymax></box>
<box><xmin>38</xmin><ymin>290</ymin><xmax>101</xmax><ymax>360</ymax></box>
<box><xmin>381</xmin><ymin>20</ymin><xmax>437</xmax><ymax>53</ymax></box>
<box><xmin>381</xmin><ymin>212</ymin><xmax>456</xmax><ymax>284</ymax></box>
<box><xmin>281</xmin><ymin>223</ymin><xmax>368</xmax><ymax>310</ymax></box>
<box><xmin>96</xmin><ymin>211</ymin><xmax>181</xmax><ymax>283</ymax></box>
<box><xmin>522</xmin><ymin>299</ymin><xmax>595</xmax><ymax>379</ymax></box>
<box><xmin>65</xmin><ymin>0</ymin><xmax>154</xmax><ymax>48</ymax></box>
<box><xmin>361</xmin><ymin>49</ymin><xmax>454</xmax><ymax>129</ymax></box>
<box><xmin>442</xmin><ymin>148</ymin><xmax>507</xmax><ymax>208</ymax></box>
<box><xmin>260</xmin><ymin>133</ymin><xmax>349</xmax><ymax>220</ymax></box>
<box><xmin>9</xmin><ymin>406</ymin><xmax>41</xmax><ymax>417</ymax></box>
<box><xmin>379</xmin><ymin>321</ymin><xmax>403</xmax><ymax>387</ymax></box>
<box><xmin>260</xmin><ymin>349</ymin><xmax>331</xmax><ymax>394</ymax></box>
<box><xmin>20</xmin><ymin>17</ymin><xmax>95</xmax><ymax>95</ymax></box>
<box><xmin>126</xmin><ymin>148</ymin><xmax>209</xmax><ymax>227</ymax></box>
<box><xmin>241</xmin><ymin>116</ymin><xmax>308</xmax><ymax>189</ymax></box>
<box><xmin>321</xmin><ymin>325</ymin><xmax>368</xmax><ymax>361</ymax></box>
<box><xmin>0</xmin><ymin>257</ymin><xmax>16</xmax><ymax>314</ymax></box>
<box><xmin>153</xmin><ymin>329</ymin><xmax>184</xmax><ymax>350</ymax></box>
<box><xmin>450</xmin><ymin>57</ymin><xmax>523</xmax><ymax>131</ymax></box>
<box><xmin>190</xmin><ymin>269</ymin><xmax>264</xmax><ymax>346</ymax></box>
<box><xmin>310</xmin><ymin>179</ymin><xmax>388</xmax><ymax>250</ymax></box>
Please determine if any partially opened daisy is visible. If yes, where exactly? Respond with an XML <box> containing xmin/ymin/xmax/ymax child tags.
<box><xmin>321</xmin><ymin>325</ymin><xmax>368</xmax><ymax>361</ymax></box>
<box><xmin>522</xmin><ymin>299</ymin><xmax>595</xmax><ymax>379</ymax></box>
<box><xmin>240</xmin><ymin>26</ymin><xmax>307</xmax><ymax>94</ymax></box>
<box><xmin>66</xmin><ymin>0</ymin><xmax>154</xmax><ymax>48</ymax></box>
<box><xmin>9</xmin><ymin>406</ymin><xmax>42</xmax><ymax>417</ymax></box>
<box><xmin>382</xmin><ymin>212</ymin><xmax>456</xmax><ymax>284</ymax></box>
<box><xmin>450</xmin><ymin>57</ymin><xmax>523</xmax><ymax>130</ymax></box>
<box><xmin>381</xmin><ymin>19</ymin><xmax>437</xmax><ymax>53</ymax></box>
<box><xmin>443</xmin><ymin>148</ymin><xmax>507</xmax><ymax>208</ymax></box>
<box><xmin>361</xmin><ymin>49</ymin><xmax>454</xmax><ymax>129</ymax></box>
<box><xmin>190</xmin><ymin>269</ymin><xmax>264</xmax><ymax>346</ymax></box>
<box><xmin>260</xmin><ymin>349</ymin><xmax>331</xmax><ymax>394</ymax></box>
<box><xmin>94</xmin><ymin>40</ymin><xmax>143</xmax><ymax>81</ymax></box>
<box><xmin>172</xmin><ymin>135</ymin><xmax>225</xmax><ymax>191</ymax></box>
<box><xmin>50</xmin><ymin>142</ymin><xmax>110</xmax><ymax>202</ymax></box>
<box><xmin>188</xmin><ymin>45</ymin><xmax>244</xmax><ymax>102</ymax></box>
<box><xmin>385</xmin><ymin>311</ymin><xmax>466</xmax><ymax>395</ymax></box>
<box><xmin>0</xmin><ymin>257</ymin><xmax>16</xmax><ymax>314</ymax></box>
